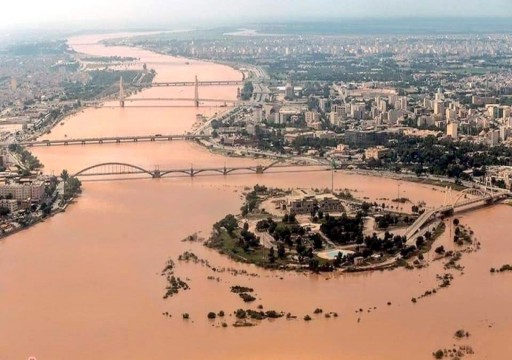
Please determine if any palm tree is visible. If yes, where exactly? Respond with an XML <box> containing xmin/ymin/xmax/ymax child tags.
<box><xmin>60</xmin><ymin>169</ymin><xmax>69</xmax><ymax>182</ymax></box>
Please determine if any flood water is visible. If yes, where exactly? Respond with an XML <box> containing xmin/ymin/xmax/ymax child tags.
<box><xmin>0</xmin><ymin>33</ymin><xmax>511</xmax><ymax>360</ymax></box>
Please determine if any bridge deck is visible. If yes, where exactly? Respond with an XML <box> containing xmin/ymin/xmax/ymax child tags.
<box><xmin>72</xmin><ymin>162</ymin><xmax>327</xmax><ymax>178</ymax></box>
<box><xmin>20</xmin><ymin>134</ymin><xmax>209</xmax><ymax>147</ymax></box>
<box><xmin>125</xmin><ymin>98</ymin><xmax>236</xmax><ymax>103</ymax></box>
<box><xmin>404</xmin><ymin>190</ymin><xmax>509</xmax><ymax>241</ymax></box>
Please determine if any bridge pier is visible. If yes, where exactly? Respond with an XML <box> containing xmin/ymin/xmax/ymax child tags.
<box><xmin>153</xmin><ymin>170</ymin><xmax>161</xmax><ymax>178</ymax></box>
<box><xmin>194</xmin><ymin>75</ymin><xmax>199</xmax><ymax>108</ymax></box>
<box><xmin>119</xmin><ymin>76</ymin><xmax>125</xmax><ymax>108</ymax></box>
<box><xmin>256</xmin><ymin>165</ymin><xmax>264</xmax><ymax>174</ymax></box>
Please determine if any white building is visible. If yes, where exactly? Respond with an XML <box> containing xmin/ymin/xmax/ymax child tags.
<box><xmin>305</xmin><ymin>111</ymin><xmax>320</xmax><ymax>124</ymax></box>
<box><xmin>434</xmin><ymin>101</ymin><xmax>445</xmax><ymax>118</ymax></box>
<box><xmin>0</xmin><ymin>199</ymin><xmax>18</xmax><ymax>212</ymax></box>
<box><xmin>0</xmin><ymin>182</ymin><xmax>46</xmax><ymax>202</ymax></box>
<box><xmin>488</xmin><ymin>129</ymin><xmax>500</xmax><ymax>146</ymax></box>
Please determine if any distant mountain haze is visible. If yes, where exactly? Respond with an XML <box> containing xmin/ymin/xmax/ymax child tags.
<box><xmin>1</xmin><ymin>0</ymin><xmax>510</xmax><ymax>29</ymax></box>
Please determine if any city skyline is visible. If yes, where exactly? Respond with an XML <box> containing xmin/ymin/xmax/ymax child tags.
<box><xmin>1</xmin><ymin>0</ymin><xmax>511</xmax><ymax>29</ymax></box>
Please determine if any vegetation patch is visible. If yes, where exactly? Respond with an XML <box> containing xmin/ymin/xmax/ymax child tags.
<box><xmin>432</xmin><ymin>345</ymin><xmax>475</xmax><ymax>359</ymax></box>
<box><xmin>490</xmin><ymin>264</ymin><xmax>512</xmax><ymax>273</ymax></box>
<box><xmin>161</xmin><ymin>258</ymin><xmax>190</xmax><ymax>299</ymax></box>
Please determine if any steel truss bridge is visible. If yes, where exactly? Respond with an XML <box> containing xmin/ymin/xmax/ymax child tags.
<box><xmin>120</xmin><ymin>75</ymin><xmax>241</xmax><ymax>108</ymax></box>
<box><xmin>122</xmin><ymin>97</ymin><xmax>236</xmax><ymax>105</ymax></box>
<box><xmin>72</xmin><ymin>161</ymin><xmax>323</xmax><ymax>179</ymax></box>
<box><xmin>19</xmin><ymin>134</ymin><xmax>209</xmax><ymax>147</ymax></box>
<box><xmin>404</xmin><ymin>183</ymin><xmax>510</xmax><ymax>241</ymax></box>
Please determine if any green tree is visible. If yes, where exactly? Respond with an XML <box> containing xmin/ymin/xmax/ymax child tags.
<box><xmin>277</xmin><ymin>243</ymin><xmax>286</xmax><ymax>259</ymax></box>
<box><xmin>416</xmin><ymin>236</ymin><xmax>425</xmax><ymax>248</ymax></box>
<box><xmin>268</xmin><ymin>247</ymin><xmax>276</xmax><ymax>263</ymax></box>
<box><xmin>308</xmin><ymin>258</ymin><xmax>320</xmax><ymax>272</ymax></box>
<box><xmin>61</xmin><ymin>169</ymin><xmax>69</xmax><ymax>182</ymax></box>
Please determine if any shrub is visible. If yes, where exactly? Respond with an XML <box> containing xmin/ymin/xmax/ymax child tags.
<box><xmin>454</xmin><ymin>329</ymin><xmax>469</xmax><ymax>338</ymax></box>
<box><xmin>433</xmin><ymin>349</ymin><xmax>444</xmax><ymax>359</ymax></box>
<box><xmin>207</xmin><ymin>312</ymin><xmax>216</xmax><ymax>319</ymax></box>
<box><xmin>235</xmin><ymin>309</ymin><xmax>247</xmax><ymax>319</ymax></box>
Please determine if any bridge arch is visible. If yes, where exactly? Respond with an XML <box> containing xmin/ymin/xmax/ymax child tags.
<box><xmin>262</xmin><ymin>159</ymin><xmax>285</xmax><ymax>172</ymax></box>
<box><xmin>452</xmin><ymin>188</ymin><xmax>490</xmax><ymax>207</ymax></box>
<box><xmin>74</xmin><ymin>162</ymin><xmax>153</xmax><ymax>177</ymax></box>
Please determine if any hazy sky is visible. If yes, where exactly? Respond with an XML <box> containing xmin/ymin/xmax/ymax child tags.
<box><xmin>2</xmin><ymin>0</ymin><xmax>511</xmax><ymax>28</ymax></box>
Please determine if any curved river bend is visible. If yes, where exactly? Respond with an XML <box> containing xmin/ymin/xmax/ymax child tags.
<box><xmin>0</xmin><ymin>33</ymin><xmax>511</xmax><ymax>360</ymax></box>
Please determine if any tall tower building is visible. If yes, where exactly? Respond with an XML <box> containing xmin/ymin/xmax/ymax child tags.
<box><xmin>447</xmin><ymin>122</ymin><xmax>458</xmax><ymax>139</ymax></box>
<box><xmin>284</xmin><ymin>76</ymin><xmax>294</xmax><ymax>100</ymax></box>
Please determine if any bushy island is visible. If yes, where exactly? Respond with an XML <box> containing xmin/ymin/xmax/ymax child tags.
<box><xmin>205</xmin><ymin>184</ymin><xmax>447</xmax><ymax>273</ymax></box>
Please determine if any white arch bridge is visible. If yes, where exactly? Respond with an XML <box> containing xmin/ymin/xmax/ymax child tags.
<box><xmin>404</xmin><ymin>184</ymin><xmax>510</xmax><ymax>241</ymax></box>
<box><xmin>72</xmin><ymin>161</ymin><xmax>323</xmax><ymax>179</ymax></box>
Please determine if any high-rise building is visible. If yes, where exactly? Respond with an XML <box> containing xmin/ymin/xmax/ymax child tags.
<box><xmin>284</xmin><ymin>77</ymin><xmax>294</xmax><ymax>99</ymax></box>
<box><xmin>305</xmin><ymin>111</ymin><xmax>320</xmax><ymax>124</ymax></box>
<box><xmin>329</xmin><ymin>111</ymin><xmax>339</xmax><ymax>126</ymax></box>
<box><xmin>435</xmin><ymin>89</ymin><xmax>444</xmax><ymax>101</ymax></box>
<box><xmin>488</xmin><ymin>129</ymin><xmax>500</xmax><ymax>146</ymax></box>
<box><xmin>499</xmin><ymin>126</ymin><xmax>507</xmax><ymax>141</ymax></box>
<box><xmin>445</xmin><ymin>108</ymin><xmax>456</xmax><ymax>121</ymax></box>
<box><xmin>318</xmin><ymin>98</ymin><xmax>328</xmax><ymax>112</ymax></box>
<box><xmin>434</xmin><ymin>101</ymin><xmax>445</xmax><ymax>118</ymax></box>
<box><xmin>447</xmin><ymin>122</ymin><xmax>458</xmax><ymax>139</ymax></box>
<box><xmin>400</xmin><ymin>96</ymin><xmax>408</xmax><ymax>110</ymax></box>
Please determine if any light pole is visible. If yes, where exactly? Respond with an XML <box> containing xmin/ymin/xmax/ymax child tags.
<box><xmin>397</xmin><ymin>182</ymin><xmax>401</xmax><ymax>212</ymax></box>
<box><xmin>331</xmin><ymin>159</ymin><xmax>335</xmax><ymax>194</ymax></box>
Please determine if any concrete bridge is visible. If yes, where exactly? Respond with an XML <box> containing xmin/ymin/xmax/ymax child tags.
<box><xmin>71</xmin><ymin>161</ymin><xmax>322</xmax><ymax>179</ymax></box>
<box><xmin>20</xmin><ymin>134</ymin><xmax>209</xmax><ymax>147</ymax></box>
<box><xmin>147</xmin><ymin>80</ymin><xmax>245</xmax><ymax>87</ymax></box>
<box><xmin>404</xmin><ymin>185</ymin><xmax>510</xmax><ymax>242</ymax></box>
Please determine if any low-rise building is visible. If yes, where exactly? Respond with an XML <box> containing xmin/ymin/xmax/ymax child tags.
<box><xmin>286</xmin><ymin>193</ymin><xmax>343</xmax><ymax>214</ymax></box>
<box><xmin>365</xmin><ymin>146</ymin><xmax>391</xmax><ymax>160</ymax></box>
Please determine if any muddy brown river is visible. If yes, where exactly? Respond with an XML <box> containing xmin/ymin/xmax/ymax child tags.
<box><xmin>0</xmin><ymin>33</ymin><xmax>511</xmax><ymax>360</ymax></box>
